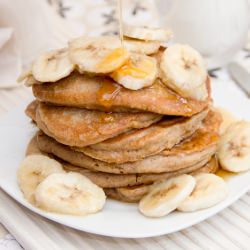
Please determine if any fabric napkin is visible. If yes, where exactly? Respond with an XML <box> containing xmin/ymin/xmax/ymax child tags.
<box><xmin>0</xmin><ymin>0</ymin><xmax>77</xmax><ymax>89</ymax></box>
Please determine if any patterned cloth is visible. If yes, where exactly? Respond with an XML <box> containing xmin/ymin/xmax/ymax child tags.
<box><xmin>48</xmin><ymin>0</ymin><xmax>159</xmax><ymax>36</ymax></box>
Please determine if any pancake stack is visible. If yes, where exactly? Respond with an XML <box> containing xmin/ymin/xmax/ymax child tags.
<box><xmin>21</xmin><ymin>29</ymin><xmax>221</xmax><ymax>203</ymax></box>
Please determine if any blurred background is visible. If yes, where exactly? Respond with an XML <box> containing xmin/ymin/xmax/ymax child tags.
<box><xmin>0</xmin><ymin>0</ymin><xmax>250</xmax><ymax>88</ymax></box>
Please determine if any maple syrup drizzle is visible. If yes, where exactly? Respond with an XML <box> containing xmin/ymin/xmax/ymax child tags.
<box><xmin>117</xmin><ymin>0</ymin><xmax>124</xmax><ymax>46</ymax></box>
<box><xmin>97</xmin><ymin>79</ymin><xmax>121</xmax><ymax>107</ymax></box>
<box><xmin>215</xmin><ymin>168</ymin><xmax>238</xmax><ymax>180</ymax></box>
<box><xmin>97</xmin><ymin>0</ymin><xmax>125</xmax><ymax>110</ymax></box>
<box><xmin>99</xmin><ymin>112</ymin><xmax>115</xmax><ymax>123</ymax></box>
<box><xmin>97</xmin><ymin>47</ymin><xmax>128</xmax><ymax>71</ymax></box>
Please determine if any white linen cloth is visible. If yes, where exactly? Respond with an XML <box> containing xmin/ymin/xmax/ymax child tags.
<box><xmin>0</xmin><ymin>0</ymin><xmax>77</xmax><ymax>88</ymax></box>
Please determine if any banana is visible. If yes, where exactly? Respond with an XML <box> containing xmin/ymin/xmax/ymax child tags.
<box><xmin>123</xmin><ymin>38</ymin><xmax>160</xmax><ymax>55</ymax></box>
<box><xmin>17</xmin><ymin>67</ymin><xmax>32</xmax><ymax>83</ymax></box>
<box><xmin>160</xmin><ymin>44</ymin><xmax>208</xmax><ymax>100</ymax></box>
<box><xmin>17</xmin><ymin>67</ymin><xmax>40</xmax><ymax>86</ymax></box>
<box><xmin>35</xmin><ymin>172</ymin><xmax>106</xmax><ymax>215</ymax></box>
<box><xmin>68</xmin><ymin>36</ymin><xmax>129</xmax><ymax>74</ymax></box>
<box><xmin>139</xmin><ymin>175</ymin><xmax>195</xmax><ymax>217</ymax></box>
<box><xmin>123</xmin><ymin>25</ymin><xmax>173</xmax><ymax>42</ymax></box>
<box><xmin>218</xmin><ymin>121</ymin><xmax>250</xmax><ymax>172</ymax></box>
<box><xmin>177</xmin><ymin>173</ymin><xmax>228</xmax><ymax>212</ymax></box>
<box><xmin>32</xmin><ymin>48</ymin><xmax>74</xmax><ymax>82</ymax></box>
<box><xmin>111</xmin><ymin>53</ymin><xmax>157</xmax><ymax>90</ymax></box>
<box><xmin>216</xmin><ymin>107</ymin><xmax>237</xmax><ymax>135</ymax></box>
<box><xmin>17</xmin><ymin>155</ymin><xmax>65</xmax><ymax>204</ymax></box>
<box><xmin>24</xmin><ymin>75</ymin><xmax>40</xmax><ymax>87</ymax></box>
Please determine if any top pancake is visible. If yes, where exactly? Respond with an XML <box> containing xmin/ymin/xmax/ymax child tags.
<box><xmin>32</xmin><ymin>72</ymin><xmax>211</xmax><ymax>116</ymax></box>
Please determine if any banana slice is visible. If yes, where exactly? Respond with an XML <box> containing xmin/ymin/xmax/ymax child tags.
<box><xmin>123</xmin><ymin>38</ymin><xmax>160</xmax><ymax>55</ymax></box>
<box><xmin>139</xmin><ymin>175</ymin><xmax>195</xmax><ymax>217</ymax></box>
<box><xmin>218</xmin><ymin>121</ymin><xmax>250</xmax><ymax>172</ymax></box>
<box><xmin>160</xmin><ymin>44</ymin><xmax>208</xmax><ymax>100</ymax></box>
<box><xmin>123</xmin><ymin>25</ymin><xmax>173</xmax><ymax>42</ymax></box>
<box><xmin>111</xmin><ymin>53</ymin><xmax>157</xmax><ymax>90</ymax></box>
<box><xmin>69</xmin><ymin>36</ymin><xmax>129</xmax><ymax>74</ymax></box>
<box><xmin>32</xmin><ymin>48</ymin><xmax>74</xmax><ymax>82</ymax></box>
<box><xmin>216</xmin><ymin>107</ymin><xmax>237</xmax><ymax>135</ymax></box>
<box><xmin>17</xmin><ymin>67</ymin><xmax>40</xmax><ymax>86</ymax></box>
<box><xmin>17</xmin><ymin>155</ymin><xmax>65</xmax><ymax>204</ymax></box>
<box><xmin>17</xmin><ymin>67</ymin><xmax>32</xmax><ymax>83</ymax></box>
<box><xmin>178</xmin><ymin>173</ymin><xmax>228</xmax><ymax>212</ymax></box>
<box><xmin>24</xmin><ymin>75</ymin><xmax>41</xmax><ymax>87</ymax></box>
<box><xmin>35</xmin><ymin>172</ymin><xmax>106</xmax><ymax>215</ymax></box>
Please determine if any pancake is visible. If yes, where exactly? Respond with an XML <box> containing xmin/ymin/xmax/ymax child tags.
<box><xmin>25</xmin><ymin>134</ymin><xmax>212</xmax><ymax>188</ymax></box>
<box><xmin>36</xmin><ymin>110</ymin><xmax>220</xmax><ymax>174</ymax></box>
<box><xmin>32</xmin><ymin>72</ymin><xmax>211</xmax><ymax>116</ymax></box>
<box><xmin>26</xmin><ymin>101</ymin><xmax>161</xmax><ymax>147</ymax></box>
<box><xmin>25</xmin><ymin>134</ymin><xmax>45</xmax><ymax>156</ymax></box>
<box><xmin>76</xmin><ymin>109</ymin><xmax>208</xmax><ymax>163</ymax></box>
<box><xmin>38</xmin><ymin>131</ymin><xmax>216</xmax><ymax>174</ymax></box>
<box><xmin>63</xmin><ymin>157</ymin><xmax>211</xmax><ymax>188</ymax></box>
<box><xmin>104</xmin><ymin>156</ymin><xmax>219</xmax><ymax>203</ymax></box>
<box><xmin>27</xmin><ymin>101</ymin><xmax>208</xmax><ymax>163</ymax></box>
<box><xmin>25</xmin><ymin>100</ymin><xmax>38</xmax><ymax>121</ymax></box>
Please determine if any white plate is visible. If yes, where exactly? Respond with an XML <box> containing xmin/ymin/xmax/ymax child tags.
<box><xmin>0</xmin><ymin>91</ymin><xmax>250</xmax><ymax>238</ymax></box>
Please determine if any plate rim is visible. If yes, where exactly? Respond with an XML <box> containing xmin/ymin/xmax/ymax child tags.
<box><xmin>1</xmin><ymin>178</ymin><xmax>250</xmax><ymax>238</ymax></box>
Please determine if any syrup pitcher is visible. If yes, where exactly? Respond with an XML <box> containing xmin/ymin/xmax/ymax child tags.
<box><xmin>156</xmin><ymin>0</ymin><xmax>250</xmax><ymax>69</ymax></box>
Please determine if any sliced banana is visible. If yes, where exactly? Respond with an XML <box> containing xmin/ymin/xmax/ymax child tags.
<box><xmin>17</xmin><ymin>67</ymin><xmax>40</xmax><ymax>86</ymax></box>
<box><xmin>24</xmin><ymin>75</ymin><xmax>41</xmax><ymax>87</ymax></box>
<box><xmin>32</xmin><ymin>48</ymin><xmax>74</xmax><ymax>82</ymax></box>
<box><xmin>111</xmin><ymin>53</ymin><xmax>157</xmax><ymax>90</ymax></box>
<box><xmin>17</xmin><ymin>67</ymin><xmax>32</xmax><ymax>83</ymax></box>
<box><xmin>178</xmin><ymin>173</ymin><xmax>228</xmax><ymax>212</ymax></box>
<box><xmin>17</xmin><ymin>155</ymin><xmax>65</xmax><ymax>204</ymax></box>
<box><xmin>139</xmin><ymin>175</ymin><xmax>196</xmax><ymax>217</ymax></box>
<box><xmin>123</xmin><ymin>38</ymin><xmax>160</xmax><ymax>55</ymax></box>
<box><xmin>123</xmin><ymin>25</ymin><xmax>173</xmax><ymax>42</ymax></box>
<box><xmin>216</xmin><ymin>107</ymin><xmax>237</xmax><ymax>135</ymax></box>
<box><xmin>69</xmin><ymin>36</ymin><xmax>129</xmax><ymax>74</ymax></box>
<box><xmin>160</xmin><ymin>44</ymin><xmax>208</xmax><ymax>100</ymax></box>
<box><xmin>218</xmin><ymin>121</ymin><xmax>250</xmax><ymax>172</ymax></box>
<box><xmin>35</xmin><ymin>172</ymin><xmax>106</xmax><ymax>215</ymax></box>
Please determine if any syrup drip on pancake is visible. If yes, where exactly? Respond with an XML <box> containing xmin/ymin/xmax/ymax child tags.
<box><xmin>98</xmin><ymin>113</ymin><xmax>115</xmax><ymax>123</ymax></box>
<box><xmin>97</xmin><ymin>79</ymin><xmax>121</xmax><ymax>107</ymax></box>
<box><xmin>97</xmin><ymin>48</ymin><xmax>128</xmax><ymax>72</ymax></box>
<box><xmin>153</xmin><ymin>79</ymin><xmax>193</xmax><ymax>116</ymax></box>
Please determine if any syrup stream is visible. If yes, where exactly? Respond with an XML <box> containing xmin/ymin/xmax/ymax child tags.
<box><xmin>117</xmin><ymin>0</ymin><xmax>124</xmax><ymax>46</ymax></box>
